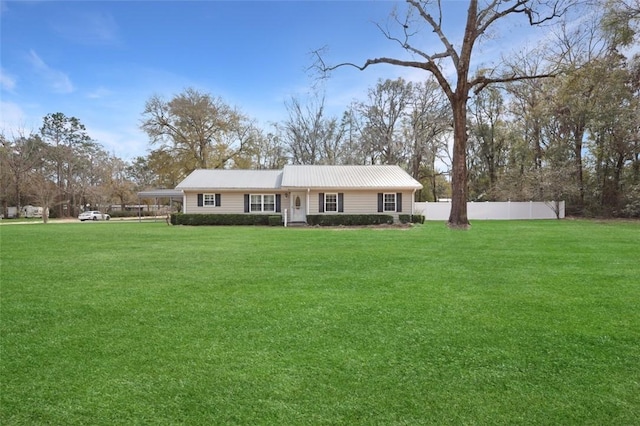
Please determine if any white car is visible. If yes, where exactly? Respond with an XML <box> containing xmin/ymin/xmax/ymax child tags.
<box><xmin>78</xmin><ymin>211</ymin><xmax>110</xmax><ymax>221</ymax></box>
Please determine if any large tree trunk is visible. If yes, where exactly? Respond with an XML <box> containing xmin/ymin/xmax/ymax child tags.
<box><xmin>446</xmin><ymin>0</ymin><xmax>476</xmax><ymax>229</ymax></box>
<box><xmin>634</xmin><ymin>146</ymin><xmax>640</xmax><ymax>184</ymax></box>
<box><xmin>448</xmin><ymin>96</ymin><xmax>470</xmax><ymax>228</ymax></box>
<box><xmin>573</xmin><ymin>124</ymin><xmax>585</xmax><ymax>213</ymax></box>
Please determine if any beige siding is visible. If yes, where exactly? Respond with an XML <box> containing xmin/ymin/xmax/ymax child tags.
<box><xmin>184</xmin><ymin>191</ymin><xmax>286</xmax><ymax>214</ymax></box>
<box><xmin>183</xmin><ymin>190</ymin><xmax>416</xmax><ymax>219</ymax></box>
<box><xmin>400</xmin><ymin>190</ymin><xmax>415</xmax><ymax>214</ymax></box>
<box><xmin>307</xmin><ymin>190</ymin><xmax>415</xmax><ymax>217</ymax></box>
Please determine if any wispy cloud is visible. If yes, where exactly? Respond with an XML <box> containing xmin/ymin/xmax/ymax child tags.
<box><xmin>52</xmin><ymin>11</ymin><xmax>120</xmax><ymax>46</ymax></box>
<box><xmin>0</xmin><ymin>68</ymin><xmax>17</xmax><ymax>92</ymax></box>
<box><xmin>87</xmin><ymin>86</ymin><xmax>112</xmax><ymax>99</ymax></box>
<box><xmin>27</xmin><ymin>50</ymin><xmax>75</xmax><ymax>94</ymax></box>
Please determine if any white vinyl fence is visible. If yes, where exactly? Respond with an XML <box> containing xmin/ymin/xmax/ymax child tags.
<box><xmin>414</xmin><ymin>201</ymin><xmax>565</xmax><ymax>221</ymax></box>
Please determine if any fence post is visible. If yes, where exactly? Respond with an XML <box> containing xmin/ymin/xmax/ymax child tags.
<box><xmin>530</xmin><ymin>200</ymin><xmax>533</xmax><ymax>219</ymax></box>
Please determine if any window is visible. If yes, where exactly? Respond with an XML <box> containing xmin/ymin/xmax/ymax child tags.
<box><xmin>203</xmin><ymin>194</ymin><xmax>216</xmax><ymax>206</ymax></box>
<box><xmin>250</xmin><ymin>194</ymin><xmax>276</xmax><ymax>212</ymax></box>
<box><xmin>263</xmin><ymin>194</ymin><xmax>275</xmax><ymax>211</ymax></box>
<box><xmin>319</xmin><ymin>192</ymin><xmax>343</xmax><ymax>213</ymax></box>
<box><xmin>325</xmin><ymin>193</ymin><xmax>338</xmax><ymax>212</ymax></box>
<box><xmin>383</xmin><ymin>193</ymin><xmax>396</xmax><ymax>212</ymax></box>
<box><xmin>250</xmin><ymin>195</ymin><xmax>262</xmax><ymax>211</ymax></box>
<box><xmin>377</xmin><ymin>192</ymin><xmax>401</xmax><ymax>213</ymax></box>
<box><xmin>198</xmin><ymin>193</ymin><xmax>221</xmax><ymax>207</ymax></box>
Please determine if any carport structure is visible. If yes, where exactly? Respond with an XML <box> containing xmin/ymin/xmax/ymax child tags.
<box><xmin>136</xmin><ymin>189</ymin><xmax>183</xmax><ymax>221</ymax></box>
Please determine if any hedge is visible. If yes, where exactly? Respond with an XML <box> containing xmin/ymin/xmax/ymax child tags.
<box><xmin>305</xmin><ymin>214</ymin><xmax>394</xmax><ymax>226</ymax></box>
<box><xmin>108</xmin><ymin>211</ymin><xmax>157</xmax><ymax>218</ymax></box>
<box><xmin>399</xmin><ymin>214</ymin><xmax>425</xmax><ymax>224</ymax></box>
<box><xmin>170</xmin><ymin>213</ymin><xmax>420</xmax><ymax>227</ymax></box>
<box><xmin>170</xmin><ymin>213</ymin><xmax>281</xmax><ymax>226</ymax></box>
<box><xmin>268</xmin><ymin>215</ymin><xmax>283</xmax><ymax>226</ymax></box>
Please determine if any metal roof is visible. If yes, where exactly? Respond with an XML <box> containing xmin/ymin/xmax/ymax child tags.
<box><xmin>280</xmin><ymin>165</ymin><xmax>423</xmax><ymax>189</ymax></box>
<box><xmin>174</xmin><ymin>166</ymin><xmax>423</xmax><ymax>191</ymax></box>
<box><xmin>137</xmin><ymin>189</ymin><xmax>184</xmax><ymax>198</ymax></box>
<box><xmin>175</xmin><ymin>169</ymin><xmax>284</xmax><ymax>190</ymax></box>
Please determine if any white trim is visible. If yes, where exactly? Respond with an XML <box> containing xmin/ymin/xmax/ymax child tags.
<box><xmin>383</xmin><ymin>193</ymin><xmax>397</xmax><ymax>212</ymax></box>
<box><xmin>203</xmin><ymin>193</ymin><xmax>216</xmax><ymax>206</ymax></box>
<box><xmin>324</xmin><ymin>192</ymin><xmax>338</xmax><ymax>212</ymax></box>
<box><xmin>249</xmin><ymin>193</ymin><xmax>276</xmax><ymax>213</ymax></box>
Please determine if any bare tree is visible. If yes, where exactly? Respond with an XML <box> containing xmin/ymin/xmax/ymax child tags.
<box><xmin>314</xmin><ymin>0</ymin><xmax>566</xmax><ymax>228</ymax></box>
<box><xmin>241</xmin><ymin>131</ymin><xmax>288</xmax><ymax>170</ymax></box>
<box><xmin>0</xmin><ymin>131</ymin><xmax>46</xmax><ymax>218</ymax></box>
<box><xmin>468</xmin><ymin>86</ymin><xmax>509</xmax><ymax>200</ymax></box>
<box><xmin>280</xmin><ymin>94</ymin><xmax>345</xmax><ymax>165</ymax></box>
<box><xmin>28</xmin><ymin>174</ymin><xmax>56</xmax><ymax>224</ymax></box>
<box><xmin>505</xmin><ymin>51</ymin><xmax>550</xmax><ymax>172</ymax></box>
<box><xmin>402</xmin><ymin>79</ymin><xmax>451</xmax><ymax>201</ymax></box>
<box><xmin>355</xmin><ymin>78</ymin><xmax>413</xmax><ymax>165</ymax></box>
<box><xmin>27</xmin><ymin>143</ymin><xmax>57</xmax><ymax>224</ymax></box>
<box><xmin>335</xmin><ymin>108</ymin><xmax>369</xmax><ymax>165</ymax></box>
<box><xmin>107</xmin><ymin>156</ymin><xmax>135</xmax><ymax>211</ymax></box>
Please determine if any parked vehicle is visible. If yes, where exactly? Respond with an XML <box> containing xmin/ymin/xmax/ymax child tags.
<box><xmin>78</xmin><ymin>211</ymin><xmax>110</xmax><ymax>221</ymax></box>
<box><xmin>5</xmin><ymin>207</ymin><xmax>18</xmax><ymax>219</ymax></box>
<box><xmin>22</xmin><ymin>205</ymin><xmax>43</xmax><ymax>218</ymax></box>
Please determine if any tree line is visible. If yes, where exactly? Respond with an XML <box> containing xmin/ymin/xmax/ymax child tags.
<box><xmin>1</xmin><ymin>0</ymin><xmax>638</xmax><ymax>220</ymax></box>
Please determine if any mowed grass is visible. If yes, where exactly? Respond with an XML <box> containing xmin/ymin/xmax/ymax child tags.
<box><xmin>1</xmin><ymin>220</ymin><xmax>639</xmax><ymax>425</ymax></box>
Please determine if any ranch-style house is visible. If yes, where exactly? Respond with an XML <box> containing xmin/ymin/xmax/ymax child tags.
<box><xmin>174</xmin><ymin>165</ymin><xmax>423</xmax><ymax>224</ymax></box>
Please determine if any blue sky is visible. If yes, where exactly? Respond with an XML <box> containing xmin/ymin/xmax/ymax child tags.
<box><xmin>1</xmin><ymin>0</ymin><xmax>545</xmax><ymax>161</ymax></box>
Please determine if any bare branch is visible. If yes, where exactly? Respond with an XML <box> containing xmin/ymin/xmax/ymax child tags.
<box><xmin>373</xmin><ymin>20</ymin><xmax>448</xmax><ymax>63</ymax></box>
<box><xmin>476</xmin><ymin>0</ymin><xmax>501</xmax><ymax>26</ymax></box>
<box><xmin>477</xmin><ymin>0</ymin><xmax>566</xmax><ymax>36</ymax></box>
<box><xmin>407</xmin><ymin>0</ymin><xmax>460</xmax><ymax>68</ymax></box>
<box><xmin>313</xmin><ymin>50</ymin><xmax>455</xmax><ymax>101</ymax></box>
<box><xmin>470</xmin><ymin>72</ymin><xmax>556</xmax><ymax>95</ymax></box>
<box><xmin>371</xmin><ymin>6</ymin><xmax>456</xmax><ymax>66</ymax></box>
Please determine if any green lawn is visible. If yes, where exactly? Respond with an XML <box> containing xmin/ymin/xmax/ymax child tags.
<box><xmin>1</xmin><ymin>220</ymin><xmax>639</xmax><ymax>425</ymax></box>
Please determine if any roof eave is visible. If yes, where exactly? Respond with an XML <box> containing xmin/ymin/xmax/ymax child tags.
<box><xmin>281</xmin><ymin>185</ymin><xmax>423</xmax><ymax>190</ymax></box>
<box><xmin>177</xmin><ymin>187</ymin><xmax>284</xmax><ymax>191</ymax></box>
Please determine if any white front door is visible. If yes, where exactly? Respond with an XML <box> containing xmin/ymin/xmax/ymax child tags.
<box><xmin>290</xmin><ymin>192</ymin><xmax>306</xmax><ymax>222</ymax></box>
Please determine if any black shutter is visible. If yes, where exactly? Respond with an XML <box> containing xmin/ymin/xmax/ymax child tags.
<box><xmin>197</xmin><ymin>193</ymin><xmax>203</xmax><ymax>207</ymax></box>
<box><xmin>377</xmin><ymin>193</ymin><xmax>383</xmax><ymax>212</ymax></box>
<box><xmin>275</xmin><ymin>194</ymin><xmax>281</xmax><ymax>212</ymax></box>
<box><xmin>396</xmin><ymin>193</ymin><xmax>402</xmax><ymax>212</ymax></box>
<box><xmin>244</xmin><ymin>194</ymin><xmax>250</xmax><ymax>213</ymax></box>
<box><xmin>338</xmin><ymin>193</ymin><xmax>344</xmax><ymax>213</ymax></box>
<box><xmin>215</xmin><ymin>193</ymin><xmax>221</xmax><ymax>207</ymax></box>
<box><xmin>319</xmin><ymin>193</ymin><xmax>324</xmax><ymax>213</ymax></box>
